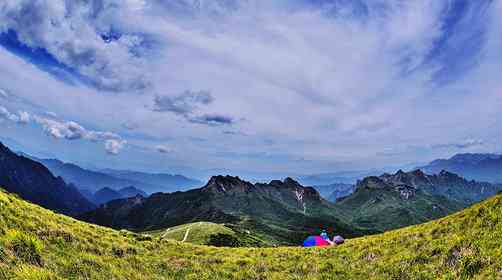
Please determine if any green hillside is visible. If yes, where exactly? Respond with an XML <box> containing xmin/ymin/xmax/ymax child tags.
<box><xmin>147</xmin><ymin>222</ymin><xmax>270</xmax><ymax>247</ymax></box>
<box><xmin>336</xmin><ymin>177</ymin><xmax>465</xmax><ymax>232</ymax></box>
<box><xmin>1</xmin><ymin>187</ymin><xmax>501</xmax><ymax>279</ymax></box>
<box><xmin>80</xmin><ymin>176</ymin><xmax>373</xmax><ymax>246</ymax></box>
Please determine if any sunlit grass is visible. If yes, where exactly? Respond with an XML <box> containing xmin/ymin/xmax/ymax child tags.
<box><xmin>0</xmin><ymin>188</ymin><xmax>501</xmax><ymax>279</ymax></box>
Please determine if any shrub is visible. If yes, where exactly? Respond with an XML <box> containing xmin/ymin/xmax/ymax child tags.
<box><xmin>207</xmin><ymin>233</ymin><xmax>242</xmax><ymax>247</ymax></box>
<box><xmin>4</xmin><ymin>230</ymin><xmax>44</xmax><ymax>266</ymax></box>
<box><xmin>136</xmin><ymin>234</ymin><xmax>153</xmax><ymax>242</ymax></box>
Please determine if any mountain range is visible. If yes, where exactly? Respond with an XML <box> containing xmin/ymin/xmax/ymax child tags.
<box><xmin>2</xmin><ymin>140</ymin><xmax>501</xmax><ymax>247</ymax></box>
<box><xmin>311</xmin><ymin>183</ymin><xmax>355</xmax><ymax>202</ymax></box>
<box><xmin>27</xmin><ymin>156</ymin><xmax>202</xmax><ymax>194</ymax></box>
<box><xmin>297</xmin><ymin>170</ymin><xmax>382</xmax><ymax>185</ymax></box>
<box><xmin>2</xmin><ymin>179</ymin><xmax>502</xmax><ymax>278</ymax></box>
<box><xmin>419</xmin><ymin>153</ymin><xmax>502</xmax><ymax>183</ymax></box>
<box><xmin>80</xmin><ymin>168</ymin><xmax>501</xmax><ymax>244</ymax></box>
<box><xmin>0</xmin><ymin>142</ymin><xmax>94</xmax><ymax>215</ymax></box>
<box><xmin>80</xmin><ymin>175</ymin><xmax>373</xmax><ymax>245</ymax></box>
<box><xmin>336</xmin><ymin>169</ymin><xmax>501</xmax><ymax>231</ymax></box>
<box><xmin>81</xmin><ymin>186</ymin><xmax>147</xmax><ymax>206</ymax></box>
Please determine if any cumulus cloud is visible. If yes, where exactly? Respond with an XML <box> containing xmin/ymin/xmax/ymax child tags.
<box><xmin>0</xmin><ymin>106</ymin><xmax>29</xmax><ymax>124</ymax></box>
<box><xmin>105</xmin><ymin>139</ymin><xmax>127</xmax><ymax>155</ymax></box>
<box><xmin>0</xmin><ymin>0</ymin><xmax>151</xmax><ymax>91</ymax></box>
<box><xmin>17</xmin><ymin>111</ymin><xmax>30</xmax><ymax>124</ymax></box>
<box><xmin>33</xmin><ymin>116</ymin><xmax>125</xmax><ymax>154</ymax></box>
<box><xmin>0</xmin><ymin>106</ymin><xmax>19</xmax><ymax>122</ymax></box>
<box><xmin>34</xmin><ymin>118</ymin><xmax>86</xmax><ymax>140</ymax></box>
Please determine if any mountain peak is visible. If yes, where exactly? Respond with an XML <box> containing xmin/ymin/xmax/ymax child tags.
<box><xmin>204</xmin><ymin>175</ymin><xmax>253</xmax><ymax>193</ymax></box>
<box><xmin>283</xmin><ymin>177</ymin><xmax>301</xmax><ymax>186</ymax></box>
<box><xmin>0</xmin><ymin>141</ymin><xmax>9</xmax><ymax>152</ymax></box>
<box><xmin>438</xmin><ymin>170</ymin><xmax>459</xmax><ymax>178</ymax></box>
<box><xmin>356</xmin><ymin>176</ymin><xmax>389</xmax><ymax>190</ymax></box>
<box><xmin>410</xmin><ymin>169</ymin><xmax>425</xmax><ymax>177</ymax></box>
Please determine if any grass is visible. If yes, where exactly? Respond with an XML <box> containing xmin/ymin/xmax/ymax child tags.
<box><xmin>0</xmin><ymin>188</ymin><xmax>501</xmax><ymax>279</ymax></box>
<box><xmin>148</xmin><ymin>222</ymin><xmax>235</xmax><ymax>244</ymax></box>
<box><xmin>147</xmin><ymin>222</ymin><xmax>272</xmax><ymax>247</ymax></box>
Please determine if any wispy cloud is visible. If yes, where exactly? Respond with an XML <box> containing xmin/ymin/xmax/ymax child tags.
<box><xmin>153</xmin><ymin>90</ymin><xmax>233</xmax><ymax>126</ymax></box>
<box><xmin>155</xmin><ymin>144</ymin><xmax>172</xmax><ymax>154</ymax></box>
<box><xmin>0</xmin><ymin>0</ymin><xmax>501</xmax><ymax>175</ymax></box>
<box><xmin>432</xmin><ymin>139</ymin><xmax>485</xmax><ymax>150</ymax></box>
<box><xmin>189</xmin><ymin>114</ymin><xmax>234</xmax><ymax>126</ymax></box>
<box><xmin>153</xmin><ymin>90</ymin><xmax>213</xmax><ymax>115</ymax></box>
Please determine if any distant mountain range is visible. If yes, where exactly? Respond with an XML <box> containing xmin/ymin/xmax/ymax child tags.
<box><xmin>297</xmin><ymin>170</ymin><xmax>382</xmax><ymax>185</ymax></box>
<box><xmin>419</xmin><ymin>153</ymin><xmax>502</xmax><ymax>183</ymax></box>
<box><xmin>80</xmin><ymin>176</ymin><xmax>373</xmax><ymax>245</ymax></box>
<box><xmin>81</xmin><ymin>186</ymin><xmax>147</xmax><ymax>206</ymax></box>
<box><xmin>3</xmin><ymin>140</ymin><xmax>502</xmax><ymax>246</ymax></box>
<box><xmin>26</xmin><ymin>156</ymin><xmax>202</xmax><ymax>194</ymax></box>
<box><xmin>336</xmin><ymin>169</ymin><xmax>501</xmax><ymax>232</ymax></box>
<box><xmin>80</xmin><ymin>168</ymin><xmax>502</xmax><ymax>244</ymax></box>
<box><xmin>0</xmin><ymin>142</ymin><xmax>94</xmax><ymax>215</ymax></box>
<box><xmin>99</xmin><ymin>169</ymin><xmax>202</xmax><ymax>193</ymax></box>
<box><xmin>311</xmin><ymin>183</ymin><xmax>355</xmax><ymax>202</ymax></box>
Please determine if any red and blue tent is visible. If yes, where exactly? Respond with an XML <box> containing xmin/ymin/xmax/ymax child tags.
<box><xmin>302</xmin><ymin>236</ymin><xmax>331</xmax><ymax>247</ymax></box>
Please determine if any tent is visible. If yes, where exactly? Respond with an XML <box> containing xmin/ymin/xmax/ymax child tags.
<box><xmin>333</xmin><ymin>235</ymin><xmax>345</xmax><ymax>245</ymax></box>
<box><xmin>302</xmin><ymin>236</ymin><xmax>331</xmax><ymax>247</ymax></box>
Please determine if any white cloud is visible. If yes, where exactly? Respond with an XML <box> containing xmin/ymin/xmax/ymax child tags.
<box><xmin>0</xmin><ymin>0</ymin><xmax>151</xmax><ymax>91</ymax></box>
<box><xmin>1</xmin><ymin>1</ymin><xmax>501</xmax><ymax>174</ymax></box>
<box><xmin>105</xmin><ymin>139</ymin><xmax>127</xmax><ymax>155</ymax></box>
<box><xmin>34</xmin><ymin>118</ymin><xmax>86</xmax><ymax>140</ymax></box>
<box><xmin>33</xmin><ymin>116</ymin><xmax>125</xmax><ymax>154</ymax></box>
<box><xmin>44</xmin><ymin>111</ymin><xmax>57</xmax><ymax>118</ymax></box>
<box><xmin>0</xmin><ymin>106</ymin><xmax>30</xmax><ymax>124</ymax></box>
<box><xmin>0</xmin><ymin>106</ymin><xmax>19</xmax><ymax>122</ymax></box>
<box><xmin>17</xmin><ymin>111</ymin><xmax>30</xmax><ymax>124</ymax></box>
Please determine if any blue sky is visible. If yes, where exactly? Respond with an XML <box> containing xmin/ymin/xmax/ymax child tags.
<box><xmin>1</xmin><ymin>0</ymin><xmax>501</xmax><ymax>180</ymax></box>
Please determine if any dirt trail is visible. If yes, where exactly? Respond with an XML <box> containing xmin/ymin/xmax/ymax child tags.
<box><xmin>182</xmin><ymin>227</ymin><xmax>191</xmax><ymax>242</ymax></box>
<box><xmin>161</xmin><ymin>228</ymin><xmax>171</xmax><ymax>238</ymax></box>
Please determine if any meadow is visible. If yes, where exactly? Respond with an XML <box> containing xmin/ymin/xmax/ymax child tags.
<box><xmin>0</xmin><ymin>188</ymin><xmax>501</xmax><ymax>279</ymax></box>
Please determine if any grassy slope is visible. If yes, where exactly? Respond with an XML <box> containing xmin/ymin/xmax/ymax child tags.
<box><xmin>146</xmin><ymin>222</ymin><xmax>269</xmax><ymax>247</ymax></box>
<box><xmin>0</xmin><ymin>188</ymin><xmax>501</xmax><ymax>279</ymax></box>
<box><xmin>336</xmin><ymin>187</ymin><xmax>465</xmax><ymax>232</ymax></box>
<box><xmin>147</xmin><ymin>222</ymin><xmax>234</xmax><ymax>244</ymax></box>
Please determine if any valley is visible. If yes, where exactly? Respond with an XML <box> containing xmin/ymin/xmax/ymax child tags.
<box><xmin>0</xmin><ymin>186</ymin><xmax>501</xmax><ymax>279</ymax></box>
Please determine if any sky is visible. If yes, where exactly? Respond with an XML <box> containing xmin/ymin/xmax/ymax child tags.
<box><xmin>0</xmin><ymin>0</ymin><xmax>501</xmax><ymax>180</ymax></box>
